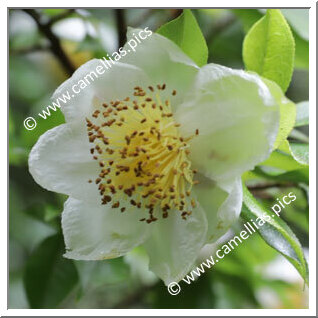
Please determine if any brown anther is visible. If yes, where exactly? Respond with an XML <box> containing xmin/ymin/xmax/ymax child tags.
<box><xmin>112</xmin><ymin>201</ymin><xmax>120</xmax><ymax>208</ymax></box>
<box><xmin>131</xmin><ymin>131</ymin><xmax>138</xmax><ymax>138</ymax></box>
<box><xmin>89</xmin><ymin>135</ymin><xmax>96</xmax><ymax>143</ymax></box>
<box><xmin>109</xmin><ymin>185</ymin><xmax>116</xmax><ymax>194</ymax></box>
<box><xmin>195</xmin><ymin>129</ymin><xmax>199</xmax><ymax>135</ymax></box>
<box><xmin>103</xmin><ymin>195</ymin><xmax>112</xmax><ymax>203</ymax></box>
<box><xmin>125</xmin><ymin>135</ymin><xmax>131</xmax><ymax>145</ymax></box>
<box><xmin>172</xmin><ymin>90</ymin><xmax>177</xmax><ymax>96</ymax></box>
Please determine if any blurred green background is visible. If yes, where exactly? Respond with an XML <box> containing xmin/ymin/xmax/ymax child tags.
<box><xmin>9</xmin><ymin>8</ymin><xmax>309</xmax><ymax>309</ymax></box>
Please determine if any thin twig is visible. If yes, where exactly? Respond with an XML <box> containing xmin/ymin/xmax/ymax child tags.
<box><xmin>115</xmin><ymin>9</ymin><xmax>126</xmax><ymax>48</ymax></box>
<box><xmin>22</xmin><ymin>9</ymin><xmax>75</xmax><ymax>76</ymax></box>
<box><xmin>247</xmin><ymin>182</ymin><xmax>296</xmax><ymax>191</ymax></box>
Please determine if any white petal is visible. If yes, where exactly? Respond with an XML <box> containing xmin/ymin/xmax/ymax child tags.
<box><xmin>143</xmin><ymin>204</ymin><xmax>207</xmax><ymax>285</ymax></box>
<box><xmin>175</xmin><ymin>64</ymin><xmax>280</xmax><ymax>181</ymax></box>
<box><xmin>194</xmin><ymin>176</ymin><xmax>242</xmax><ymax>243</ymax></box>
<box><xmin>52</xmin><ymin>60</ymin><xmax>150</xmax><ymax>122</ymax></box>
<box><xmin>62</xmin><ymin>197</ymin><xmax>152</xmax><ymax>260</ymax></box>
<box><xmin>29</xmin><ymin>123</ymin><xmax>100</xmax><ymax>202</ymax></box>
<box><xmin>121</xmin><ymin>28</ymin><xmax>199</xmax><ymax>111</ymax></box>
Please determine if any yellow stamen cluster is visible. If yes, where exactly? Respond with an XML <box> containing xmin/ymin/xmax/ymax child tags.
<box><xmin>86</xmin><ymin>84</ymin><xmax>199</xmax><ymax>223</ymax></box>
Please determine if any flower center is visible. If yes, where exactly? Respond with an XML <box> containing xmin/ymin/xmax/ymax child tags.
<box><xmin>86</xmin><ymin>84</ymin><xmax>199</xmax><ymax>223</ymax></box>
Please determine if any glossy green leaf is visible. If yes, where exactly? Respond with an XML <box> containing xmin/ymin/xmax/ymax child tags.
<box><xmin>236</xmin><ymin>9</ymin><xmax>308</xmax><ymax>70</ymax></box>
<box><xmin>279</xmin><ymin>139</ymin><xmax>309</xmax><ymax>166</ymax></box>
<box><xmin>263</xmin><ymin>78</ymin><xmax>296</xmax><ymax>149</ymax></box>
<box><xmin>259</xmin><ymin>140</ymin><xmax>308</xmax><ymax>183</ymax></box>
<box><xmin>261</xmin><ymin>149</ymin><xmax>303</xmax><ymax>172</ymax></box>
<box><xmin>24</xmin><ymin>234</ymin><xmax>79</xmax><ymax>308</ymax></box>
<box><xmin>255</xmin><ymin>166</ymin><xmax>309</xmax><ymax>184</ymax></box>
<box><xmin>295</xmin><ymin>101</ymin><xmax>309</xmax><ymax>127</ymax></box>
<box><xmin>157</xmin><ymin>9</ymin><xmax>208</xmax><ymax>67</ymax></box>
<box><xmin>243</xmin><ymin>9</ymin><xmax>295</xmax><ymax>92</ymax></box>
<box><xmin>242</xmin><ymin>185</ymin><xmax>308</xmax><ymax>284</ymax></box>
<box><xmin>289</xmin><ymin>143</ymin><xmax>309</xmax><ymax>165</ymax></box>
<box><xmin>289</xmin><ymin>128</ymin><xmax>309</xmax><ymax>143</ymax></box>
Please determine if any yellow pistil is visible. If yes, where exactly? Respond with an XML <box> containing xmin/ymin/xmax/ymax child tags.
<box><xmin>86</xmin><ymin>84</ymin><xmax>199</xmax><ymax>223</ymax></box>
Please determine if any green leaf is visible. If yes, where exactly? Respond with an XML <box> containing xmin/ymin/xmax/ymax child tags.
<box><xmin>289</xmin><ymin>143</ymin><xmax>309</xmax><ymax>165</ymax></box>
<box><xmin>24</xmin><ymin>234</ymin><xmax>79</xmax><ymax>308</ymax></box>
<box><xmin>255</xmin><ymin>166</ymin><xmax>309</xmax><ymax>185</ymax></box>
<box><xmin>294</xmin><ymin>31</ymin><xmax>309</xmax><ymax>69</ymax></box>
<box><xmin>232</xmin><ymin>9</ymin><xmax>263</xmax><ymax>33</ymax></box>
<box><xmin>263</xmin><ymin>78</ymin><xmax>296</xmax><ymax>149</ymax></box>
<box><xmin>279</xmin><ymin>139</ymin><xmax>309</xmax><ymax>166</ymax></box>
<box><xmin>242</xmin><ymin>184</ymin><xmax>308</xmax><ymax>284</ymax></box>
<box><xmin>243</xmin><ymin>9</ymin><xmax>295</xmax><ymax>92</ymax></box>
<box><xmin>259</xmin><ymin>140</ymin><xmax>309</xmax><ymax>183</ymax></box>
<box><xmin>289</xmin><ymin>128</ymin><xmax>309</xmax><ymax>143</ymax></box>
<box><xmin>261</xmin><ymin>148</ymin><xmax>304</xmax><ymax>172</ymax></box>
<box><xmin>157</xmin><ymin>9</ymin><xmax>208</xmax><ymax>67</ymax></box>
<box><xmin>295</xmin><ymin>101</ymin><xmax>309</xmax><ymax>127</ymax></box>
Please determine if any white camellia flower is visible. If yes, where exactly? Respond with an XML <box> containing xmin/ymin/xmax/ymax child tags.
<box><xmin>29</xmin><ymin>29</ymin><xmax>280</xmax><ymax>285</ymax></box>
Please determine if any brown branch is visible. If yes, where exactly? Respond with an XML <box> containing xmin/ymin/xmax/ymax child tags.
<box><xmin>115</xmin><ymin>9</ymin><xmax>126</xmax><ymax>48</ymax></box>
<box><xmin>247</xmin><ymin>182</ymin><xmax>296</xmax><ymax>191</ymax></box>
<box><xmin>170</xmin><ymin>9</ymin><xmax>183</xmax><ymax>19</ymax></box>
<box><xmin>22</xmin><ymin>9</ymin><xmax>75</xmax><ymax>76</ymax></box>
